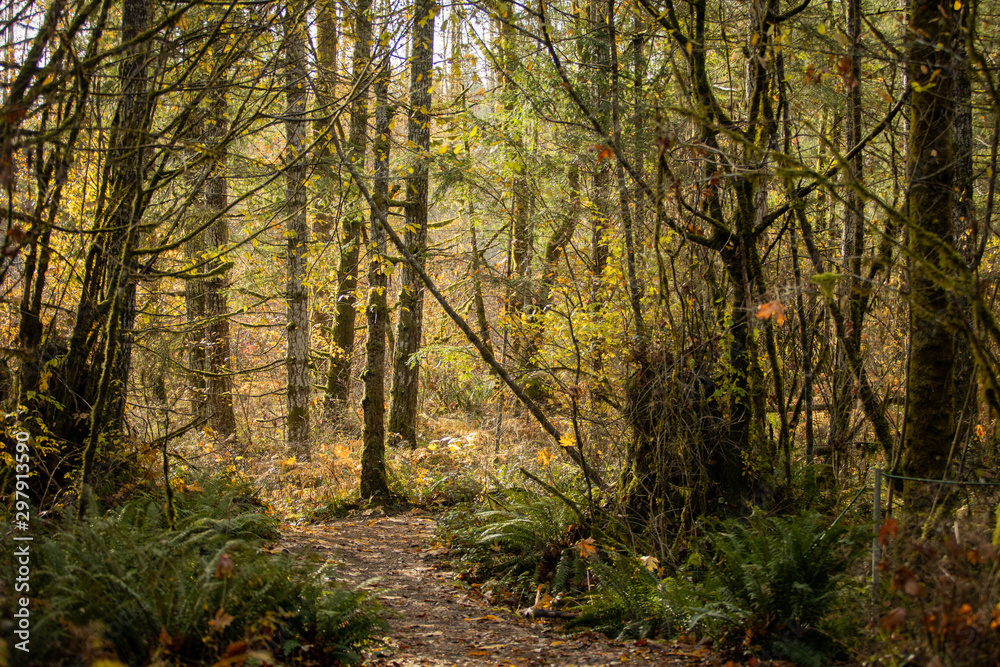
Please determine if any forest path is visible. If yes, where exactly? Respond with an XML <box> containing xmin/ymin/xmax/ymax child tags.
<box><xmin>280</xmin><ymin>509</ymin><xmax>724</xmax><ymax>667</ymax></box>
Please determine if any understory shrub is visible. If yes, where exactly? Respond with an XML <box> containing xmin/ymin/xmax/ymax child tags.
<box><xmin>11</xmin><ymin>477</ymin><xmax>386</xmax><ymax>666</ymax></box>
<box><xmin>874</xmin><ymin>516</ymin><xmax>1000</xmax><ymax>666</ymax></box>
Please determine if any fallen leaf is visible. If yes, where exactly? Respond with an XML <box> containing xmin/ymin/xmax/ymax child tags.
<box><xmin>879</xmin><ymin>606</ymin><xmax>907</xmax><ymax>632</ymax></box>
<box><xmin>878</xmin><ymin>518</ymin><xmax>899</xmax><ymax>546</ymax></box>
<box><xmin>211</xmin><ymin>640</ymin><xmax>249</xmax><ymax>667</ymax></box>
<box><xmin>215</xmin><ymin>553</ymin><xmax>234</xmax><ymax>579</ymax></box>
<box><xmin>208</xmin><ymin>608</ymin><xmax>235</xmax><ymax>632</ymax></box>
<box><xmin>578</xmin><ymin>537</ymin><xmax>598</xmax><ymax>559</ymax></box>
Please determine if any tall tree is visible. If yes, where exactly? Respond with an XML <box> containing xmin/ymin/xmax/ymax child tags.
<box><xmin>183</xmin><ymin>30</ymin><xmax>238</xmax><ymax>440</ymax></box>
<box><xmin>387</xmin><ymin>0</ymin><xmax>436</xmax><ymax>447</ymax></box>
<box><xmin>284</xmin><ymin>6</ymin><xmax>311</xmax><ymax>459</ymax></box>
<box><xmin>313</xmin><ymin>0</ymin><xmax>339</xmax><ymax>401</ymax></box>
<box><xmin>78</xmin><ymin>0</ymin><xmax>153</xmax><ymax>516</ymax></box>
<box><xmin>827</xmin><ymin>0</ymin><xmax>866</xmax><ymax>462</ymax></box>
<box><xmin>359</xmin><ymin>61</ymin><xmax>393</xmax><ymax>499</ymax></box>
<box><xmin>901</xmin><ymin>0</ymin><xmax>957</xmax><ymax>504</ymax></box>
<box><xmin>202</xmin><ymin>33</ymin><xmax>237</xmax><ymax>440</ymax></box>
<box><xmin>950</xmin><ymin>0</ymin><xmax>976</xmax><ymax>448</ymax></box>
<box><xmin>324</xmin><ymin>0</ymin><xmax>373</xmax><ymax>421</ymax></box>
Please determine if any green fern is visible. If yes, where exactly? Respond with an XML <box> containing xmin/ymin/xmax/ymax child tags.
<box><xmin>25</xmin><ymin>479</ymin><xmax>386</xmax><ymax>666</ymax></box>
<box><xmin>441</xmin><ymin>485</ymin><xmax>584</xmax><ymax>601</ymax></box>
<box><xmin>571</xmin><ymin>554</ymin><xmax>697</xmax><ymax>639</ymax></box>
<box><xmin>689</xmin><ymin>510</ymin><xmax>866</xmax><ymax>660</ymax></box>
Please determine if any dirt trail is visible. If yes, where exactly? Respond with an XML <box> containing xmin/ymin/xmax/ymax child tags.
<box><xmin>280</xmin><ymin>509</ymin><xmax>723</xmax><ymax>667</ymax></box>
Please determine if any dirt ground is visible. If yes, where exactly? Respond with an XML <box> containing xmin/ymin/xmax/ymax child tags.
<box><xmin>278</xmin><ymin>508</ymin><xmax>764</xmax><ymax>667</ymax></box>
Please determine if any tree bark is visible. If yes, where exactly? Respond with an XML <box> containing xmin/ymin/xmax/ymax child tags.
<box><xmin>184</xmin><ymin>216</ymin><xmax>207</xmax><ymax>421</ymax></box>
<box><xmin>203</xmin><ymin>56</ymin><xmax>237</xmax><ymax>441</ymax></box>
<box><xmin>950</xmin><ymin>0</ymin><xmax>976</xmax><ymax>451</ymax></box>
<box><xmin>325</xmin><ymin>0</ymin><xmax>373</xmax><ymax>421</ymax></box>
<box><xmin>902</xmin><ymin>0</ymin><xmax>957</xmax><ymax>505</ymax></box>
<box><xmin>312</xmin><ymin>0</ymin><xmax>339</xmax><ymax>385</ymax></box>
<box><xmin>360</xmin><ymin>63</ymin><xmax>393</xmax><ymax>500</ymax></box>
<box><xmin>285</xmin><ymin>7</ymin><xmax>311</xmax><ymax>459</ymax></box>
<box><xmin>78</xmin><ymin>0</ymin><xmax>151</xmax><ymax>516</ymax></box>
<box><xmin>387</xmin><ymin>0</ymin><xmax>435</xmax><ymax>447</ymax></box>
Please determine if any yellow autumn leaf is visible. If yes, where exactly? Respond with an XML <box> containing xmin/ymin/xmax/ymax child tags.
<box><xmin>559</xmin><ymin>432</ymin><xmax>576</xmax><ymax>448</ymax></box>
<box><xmin>817</xmin><ymin>23</ymin><xmax>826</xmax><ymax>35</ymax></box>
<box><xmin>537</xmin><ymin>448</ymin><xmax>552</xmax><ymax>466</ymax></box>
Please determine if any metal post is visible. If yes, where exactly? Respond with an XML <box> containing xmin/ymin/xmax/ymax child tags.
<box><xmin>872</xmin><ymin>466</ymin><xmax>882</xmax><ymax>604</ymax></box>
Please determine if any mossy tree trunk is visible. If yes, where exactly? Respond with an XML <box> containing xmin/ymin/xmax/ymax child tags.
<box><xmin>203</xmin><ymin>56</ymin><xmax>237</xmax><ymax>441</ymax></box>
<box><xmin>360</xmin><ymin>64</ymin><xmax>393</xmax><ymax>500</ymax></box>
<box><xmin>387</xmin><ymin>0</ymin><xmax>435</xmax><ymax>448</ymax></box>
<box><xmin>78</xmin><ymin>0</ymin><xmax>151</xmax><ymax>516</ymax></box>
<box><xmin>902</xmin><ymin>0</ymin><xmax>957</xmax><ymax>506</ymax></box>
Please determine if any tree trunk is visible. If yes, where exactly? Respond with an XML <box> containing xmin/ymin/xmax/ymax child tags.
<box><xmin>313</xmin><ymin>0</ymin><xmax>339</xmax><ymax>385</ymax></box>
<box><xmin>827</xmin><ymin>0</ymin><xmax>865</xmax><ymax>464</ymax></box>
<box><xmin>204</xmin><ymin>58</ymin><xmax>237</xmax><ymax>441</ymax></box>
<box><xmin>387</xmin><ymin>0</ymin><xmax>435</xmax><ymax>448</ymax></box>
<box><xmin>468</xmin><ymin>215</ymin><xmax>492</xmax><ymax>348</ymax></box>
<box><xmin>902</xmin><ymin>0</ymin><xmax>956</xmax><ymax>506</ymax></box>
<box><xmin>323</xmin><ymin>0</ymin><xmax>372</xmax><ymax>423</ymax></box>
<box><xmin>78</xmin><ymin>0</ymin><xmax>151</xmax><ymax>516</ymax></box>
<box><xmin>325</xmin><ymin>0</ymin><xmax>372</xmax><ymax>421</ymax></box>
<box><xmin>184</xmin><ymin>217</ymin><xmax>207</xmax><ymax>421</ymax></box>
<box><xmin>589</xmin><ymin>0</ymin><xmax>611</xmax><ymax>291</ymax></box>
<box><xmin>285</xmin><ymin>7</ymin><xmax>311</xmax><ymax>459</ymax></box>
<box><xmin>950</xmin><ymin>0</ymin><xmax>976</xmax><ymax>450</ymax></box>
<box><xmin>359</xmin><ymin>63</ymin><xmax>393</xmax><ymax>500</ymax></box>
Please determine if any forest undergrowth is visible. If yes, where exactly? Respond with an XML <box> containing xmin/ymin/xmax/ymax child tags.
<box><xmin>176</xmin><ymin>391</ymin><xmax>1000</xmax><ymax>667</ymax></box>
<box><xmin>5</xmin><ymin>387</ymin><xmax>1000</xmax><ymax>667</ymax></box>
